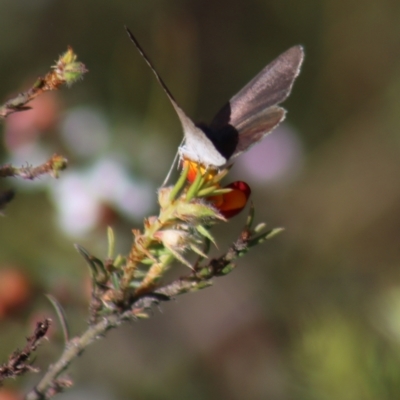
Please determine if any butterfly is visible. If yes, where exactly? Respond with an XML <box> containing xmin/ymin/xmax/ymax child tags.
<box><xmin>126</xmin><ymin>27</ymin><xmax>304</xmax><ymax>169</ymax></box>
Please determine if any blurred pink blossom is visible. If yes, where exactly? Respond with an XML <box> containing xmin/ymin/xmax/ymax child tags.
<box><xmin>49</xmin><ymin>159</ymin><xmax>154</xmax><ymax>237</ymax></box>
<box><xmin>235</xmin><ymin>124</ymin><xmax>304</xmax><ymax>185</ymax></box>
<box><xmin>4</xmin><ymin>93</ymin><xmax>60</xmax><ymax>151</ymax></box>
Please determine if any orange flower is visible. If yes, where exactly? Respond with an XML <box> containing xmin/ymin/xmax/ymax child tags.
<box><xmin>183</xmin><ymin>159</ymin><xmax>217</xmax><ymax>183</ymax></box>
<box><xmin>182</xmin><ymin>159</ymin><xmax>251</xmax><ymax>219</ymax></box>
<box><xmin>211</xmin><ymin>181</ymin><xmax>251</xmax><ymax>218</ymax></box>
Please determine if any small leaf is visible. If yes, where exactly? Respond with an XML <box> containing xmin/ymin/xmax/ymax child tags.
<box><xmin>159</xmin><ymin>253</ymin><xmax>175</xmax><ymax>265</ymax></box>
<box><xmin>185</xmin><ymin>168</ymin><xmax>204</xmax><ymax>201</ymax></box>
<box><xmin>113</xmin><ymin>254</ymin><xmax>125</xmax><ymax>268</ymax></box>
<box><xmin>197</xmin><ymin>186</ymin><xmax>232</xmax><ymax>198</ymax></box>
<box><xmin>175</xmin><ymin>201</ymin><xmax>225</xmax><ymax>221</ymax></box>
<box><xmin>46</xmin><ymin>294</ymin><xmax>70</xmax><ymax>344</ymax></box>
<box><xmin>133</xmin><ymin>270</ymin><xmax>148</xmax><ymax>278</ymax></box>
<box><xmin>189</xmin><ymin>243</ymin><xmax>208</xmax><ymax>259</ymax></box>
<box><xmin>193</xmin><ymin>281</ymin><xmax>213</xmax><ymax>290</ymax></box>
<box><xmin>111</xmin><ymin>272</ymin><xmax>120</xmax><ymax>290</ymax></box>
<box><xmin>74</xmin><ymin>244</ymin><xmax>108</xmax><ymax>283</ymax></box>
<box><xmin>107</xmin><ymin>226</ymin><xmax>115</xmax><ymax>259</ymax></box>
<box><xmin>167</xmin><ymin>246</ymin><xmax>194</xmax><ymax>270</ymax></box>
<box><xmin>169</xmin><ymin>164</ymin><xmax>189</xmax><ymax>202</ymax></box>
<box><xmin>220</xmin><ymin>263</ymin><xmax>236</xmax><ymax>275</ymax></box>
<box><xmin>140</xmin><ymin>257</ymin><xmax>154</xmax><ymax>265</ymax></box>
<box><xmin>254</xmin><ymin>222</ymin><xmax>267</xmax><ymax>233</ymax></box>
<box><xmin>247</xmin><ymin>227</ymin><xmax>284</xmax><ymax>248</ymax></box>
<box><xmin>197</xmin><ymin>185</ymin><xmax>219</xmax><ymax>198</ymax></box>
<box><xmin>206</xmin><ymin>187</ymin><xmax>233</xmax><ymax>196</ymax></box>
<box><xmin>203</xmin><ymin>237</ymin><xmax>212</xmax><ymax>255</ymax></box>
<box><xmin>158</xmin><ymin>187</ymin><xmax>172</xmax><ymax>209</ymax></box>
<box><xmin>134</xmin><ymin>312</ymin><xmax>151</xmax><ymax>319</ymax></box>
<box><xmin>265</xmin><ymin>227</ymin><xmax>285</xmax><ymax>239</ymax></box>
<box><xmin>245</xmin><ymin>202</ymin><xmax>255</xmax><ymax>229</ymax></box>
<box><xmin>210</xmin><ymin>167</ymin><xmax>231</xmax><ymax>184</ymax></box>
<box><xmin>196</xmin><ymin>225</ymin><xmax>216</xmax><ymax>246</ymax></box>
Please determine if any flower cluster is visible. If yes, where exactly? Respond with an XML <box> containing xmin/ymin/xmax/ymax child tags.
<box><xmin>74</xmin><ymin>156</ymin><xmax>281</xmax><ymax>321</ymax></box>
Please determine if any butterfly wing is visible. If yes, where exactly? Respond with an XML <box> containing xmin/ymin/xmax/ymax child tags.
<box><xmin>126</xmin><ymin>27</ymin><xmax>226</xmax><ymax>166</ymax></box>
<box><xmin>210</xmin><ymin>45</ymin><xmax>304</xmax><ymax>158</ymax></box>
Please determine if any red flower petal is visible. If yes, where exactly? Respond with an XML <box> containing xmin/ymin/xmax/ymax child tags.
<box><xmin>213</xmin><ymin>181</ymin><xmax>251</xmax><ymax>218</ymax></box>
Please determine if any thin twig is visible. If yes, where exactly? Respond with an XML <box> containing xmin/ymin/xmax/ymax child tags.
<box><xmin>0</xmin><ymin>47</ymin><xmax>87</xmax><ymax>119</ymax></box>
<box><xmin>0</xmin><ymin>319</ymin><xmax>51</xmax><ymax>385</ymax></box>
<box><xmin>0</xmin><ymin>154</ymin><xmax>68</xmax><ymax>181</ymax></box>
<box><xmin>24</xmin><ymin>225</ymin><xmax>262</xmax><ymax>399</ymax></box>
<box><xmin>25</xmin><ymin>311</ymin><xmax>135</xmax><ymax>400</ymax></box>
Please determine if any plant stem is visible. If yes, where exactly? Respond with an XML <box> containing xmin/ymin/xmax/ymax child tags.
<box><xmin>25</xmin><ymin>312</ymin><xmax>130</xmax><ymax>400</ymax></box>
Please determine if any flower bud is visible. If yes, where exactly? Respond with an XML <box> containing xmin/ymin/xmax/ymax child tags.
<box><xmin>155</xmin><ymin>229</ymin><xmax>189</xmax><ymax>249</ymax></box>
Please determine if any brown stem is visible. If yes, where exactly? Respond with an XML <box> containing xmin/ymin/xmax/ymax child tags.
<box><xmin>0</xmin><ymin>319</ymin><xmax>50</xmax><ymax>385</ymax></box>
<box><xmin>25</xmin><ymin>226</ymin><xmax>257</xmax><ymax>399</ymax></box>
<box><xmin>0</xmin><ymin>47</ymin><xmax>87</xmax><ymax>119</ymax></box>
<box><xmin>25</xmin><ymin>312</ymin><xmax>132</xmax><ymax>400</ymax></box>
<box><xmin>0</xmin><ymin>154</ymin><xmax>67</xmax><ymax>181</ymax></box>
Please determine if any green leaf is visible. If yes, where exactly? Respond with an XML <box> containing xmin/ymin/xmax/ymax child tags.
<box><xmin>197</xmin><ymin>186</ymin><xmax>232</xmax><ymax>197</ymax></box>
<box><xmin>247</xmin><ymin>227</ymin><xmax>284</xmax><ymax>248</ymax></box>
<box><xmin>111</xmin><ymin>272</ymin><xmax>121</xmax><ymax>290</ymax></box>
<box><xmin>107</xmin><ymin>226</ymin><xmax>115</xmax><ymax>259</ymax></box>
<box><xmin>265</xmin><ymin>227</ymin><xmax>284</xmax><ymax>238</ymax></box>
<box><xmin>169</xmin><ymin>164</ymin><xmax>189</xmax><ymax>202</ymax></box>
<box><xmin>175</xmin><ymin>201</ymin><xmax>224</xmax><ymax>220</ymax></box>
<box><xmin>46</xmin><ymin>294</ymin><xmax>70</xmax><ymax>344</ymax></box>
<box><xmin>221</xmin><ymin>263</ymin><xmax>236</xmax><ymax>275</ymax></box>
<box><xmin>210</xmin><ymin>166</ymin><xmax>231</xmax><ymax>184</ymax></box>
<box><xmin>165</xmin><ymin>246</ymin><xmax>193</xmax><ymax>269</ymax></box>
<box><xmin>185</xmin><ymin>168</ymin><xmax>204</xmax><ymax>201</ymax></box>
<box><xmin>196</xmin><ymin>225</ymin><xmax>216</xmax><ymax>246</ymax></box>
<box><xmin>206</xmin><ymin>187</ymin><xmax>232</xmax><ymax>196</ymax></box>
<box><xmin>113</xmin><ymin>254</ymin><xmax>125</xmax><ymax>268</ymax></box>
<box><xmin>74</xmin><ymin>244</ymin><xmax>108</xmax><ymax>283</ymax></box>
<box><xmin>245</xmin><ymin>202</ymin><xmax>255</xmax><ymax>229</ymax></box>
<box><xmin>193</xmin><ymin>281</ymin><xmax>213</xmax><ymax>290</ymax></box>
<box><xmin>196</xmin><ymin>185</ymin><xmax>218</xmax><ymax>197</ymax></box>
<box><xmin>189</xmin><ymin>243</ymin><xmax>208</xmax><ymax>259</ymax></box>
<box><xmin>254</xmin><ymin>222</ymin><xmax>267</xmax><ymax>233</ymax></box>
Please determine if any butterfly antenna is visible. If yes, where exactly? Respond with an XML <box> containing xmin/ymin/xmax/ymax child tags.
<box><xmin>125</xmin><ymin>26</ymin><xmax>178</xmax><ymax>103</ymax></box>
<box><xmin>161</xmin><ymin>141</ymin><xmax>183</xmax><ymax>187</ymax></box>
<box><xmin>125</xmin><ymin>27</ymin><xmax>191</xmax><ymax>185</ymax></box>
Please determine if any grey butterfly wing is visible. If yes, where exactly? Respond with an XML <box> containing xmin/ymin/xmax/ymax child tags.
<box><xmin>210</xmin><ymin>45</ymin><xmax>304</xmax><ymax>158</ymax></box>
<box><xmin>231</xmin><ymin>105</ymin><xmax>286</xmax><ymax>155</ymax></box>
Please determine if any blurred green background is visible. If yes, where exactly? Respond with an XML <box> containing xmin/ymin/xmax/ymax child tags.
<box><xmin>2</xmin><ymin>0</ymin><xmax>400</xmax><ymax>399</ymax></box>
